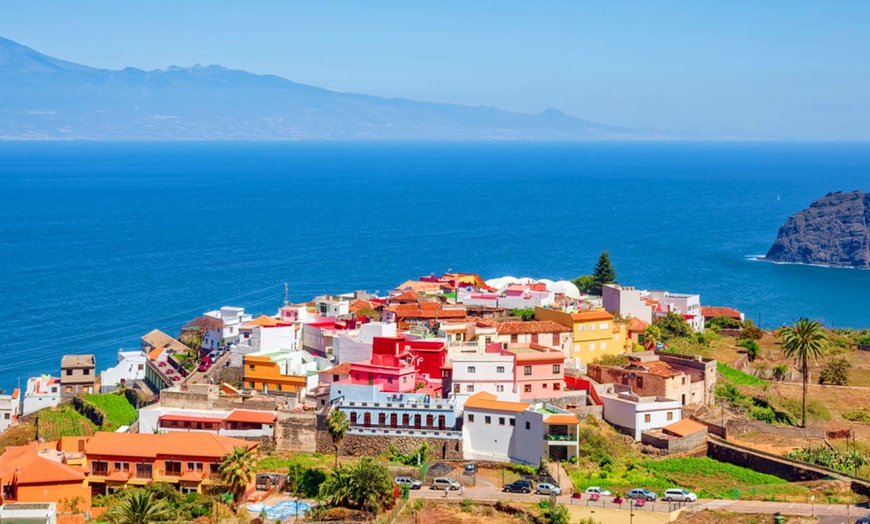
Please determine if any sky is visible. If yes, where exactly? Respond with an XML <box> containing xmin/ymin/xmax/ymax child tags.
<box><xmin>2</xmin><ymin>1</ymin><xmax>870</xmax><ymax>139</ymax></box>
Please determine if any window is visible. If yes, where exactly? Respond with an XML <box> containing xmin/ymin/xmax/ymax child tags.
<box><xmin>249</xmin><ymin>381</ymin><xmax>255</xmax><ymax>388</ymax></box>
<box><xmin>468</xmin><ymin>414</ymin><xmax>475</xmax><ymax>423</ymax></box>
<box><xmin>525</xmin><ymin>421</ymin><xmax>531</xmax><ymax>430</ymax></box>
<box><xmin>387</xmin><ymin>378</ymin><xmax>393</xmax><ymax>384</ymax></box>
<box><xmin>484</xmin><ymin>416</ymin><xmax>491</xmax><ymax>424</ymax></box>
<box><xmin>496</xmin><ymin>366</ymin><xmax>505</xmax><ymax>373</ymax></box>
<box><xmin>552</xmin><ymin>364</ymin><xmax>560</xmax><ymax>374</ymax></box>
<box><xmin>542</xmin><ymin>383</ymin><xmax>548</xmax><ymax>389</ymax></box>
<box><xmin>113</xmin><ymin>462</ymin><xmax>130</xmax><ymax>472</ymax></box>
<box><xmin>524</xmin><ymin>384</ymin><xmax>532</xmax><ymax>393</ymax></box>
<box><xmin>66</xmin><ymin>386</ymin><xmax>72</xmax><ymax>392</ymax></box>
<box><xmin>667</xmin><ymin>412</ymin><xmax>674</xmax><ymax>421</ymax></box>
<box><xmin>402</xmin><ymin>376</ymin><xmax>408</xmax><ymax>383</ymax></box>
<box><xmin>524</xmin><ymin>366</ymin><xmax>532</xmax><ymax>376</ymax></box>
<box><xmin>83</xmin><ymin>369</ymin><xmax>90</xmax><ymax>375</ymax></box>
<box><xmin>600</xmin><ymin>342</ymin><xmax>606</xmax><ymax>350</ymax></box>
<box><xmin>511</xmin><ymin>334</ymin><xmax>518</xmax><ymax>343</ymax></box>
<box><xmin>135</xmin><ymin>463</ymin><xmax>153</xmax><ymax>479</ymax></box>
<box><xmin>276</xmin><ymin>384</ymin><xmax>282</xmax><ymax>391</ymax></box>
<box><xmin>468</xmin><ymin>366</ymin><xmax>476</xmax><ymax>374</ymax></box>
<box><xmin>578</xmin><ymin>325</ymin><xmax>585</xmax><ymax>331</ymax></box>
<box><xmin>91</xmin><ymin>461</ymin><xmax>108</xmax><ymax>475</ymax></box>
<box><xmin>600</xmin><ymin>322</ymin><xmax>608</xmax><ymax>329</ymax></box>
<box><xmin>682</xmin><ymin>377</ymin><xmax>687</xmax><ymax>385</ymax></box>
<box><xmin>554</xmin><ymin>382</ymin><xmax>561</xmax><ymax>391</ymax></box>
<box><xmin>466</xmin><ymin>384</ymin><xmax>474</xmax><ymax>392</ymax></box>
<box><xmin>66</xmin><ymin>369</ymin><xmax>72</xmax><ymax>376</ymax></box>
<box><xmin>509</xmin><ymin>418</ymin><xmax>515</xmax><ymax>426</ymax></box>
<box><xmin>637</xmin><ymin>376</ymin><xmax>644</xmax><ymax>388</ymax></box>
<box><xmin>590</xmin><ymin>324</ymin><xmax>596</xmax><ymax>331</ymax></box>
<box><xmin>249</xmin><ymin>365</ymin><xmax>255</xmax><ymax>372</ymax></box>
<box><xmin>499</xmin><ymin>417</ymin><xmax>505</xmax><ymax>425</ymax></box>
<box><xmin>589</xmin><ymin>343</ymin><xmax>594</xmax><ymax>351</ymax></box>
<box><xmin>3</xmin><ymin>413</ymin><xmax>8</xmax><ymax>420</ymax></box>
<box><xmin>165</xmin><ymin>461</ymin><xmax>182</xmax><ymax>476</ymax></box>
<box><xmin>496</xmin><ymin>384</ymin><xmax>504</xmax><ymax>392</ymax></box>
<box><xmin>187</xmin><ymin>462</ymin><xmax>204</xmax><ymax>472</ymax></box>
<box><xmin>643</xmin><ymin>414</ymin><xmax>651</xmax><ymax>423</ymax></box>
<box><xmin>51</xmin><ymin>387</ymin><xmax>58</xmax><ymax>393</ymax></box>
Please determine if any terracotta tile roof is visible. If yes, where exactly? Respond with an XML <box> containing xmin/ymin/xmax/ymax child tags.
<box><xmin>474</xmin><ymin>317</ymin><xmax>498</xmax><ymax>327</ymax></box>
<box><xmin>107</xmin><ymin>471</ymin><xmax>130</xmax><ymax>482</ymax></box>
<box><xmin>627</xmin><ymin>360</ymin><xmax>682</xmax><ymax>378</ymax></box>
<box><xmin>243</xmin><ymin>315</ymin><xmax>282</xmax><ymax>328</ymax></box>
<box><xmin>544</xmin><ymin>413</ymin><xmax>580</xmax><ymax>425</ymax></box>
<box><xmin>224</xmin><ymin>410</ymin><xmax>277</xmax><ymax>424</ymax></box>
<box><xmin>319</xmin><ymin>362</ymin><xmax>352</xmax><ymax>375</ymax></box>
<box><xmin>180</xmin><ymin>470</ymin><xmax>204</xmax><ymax>482</ymax></box>
<box><xmin>348</xmin><ymin>299</ymin><xmax>378</xmax><ymax>312</ymax></box>
<box><xmin>0</xmin><ymin>442</ymin><xmax>85</xmax><ymax>484</ymax></box>
<box><xmin>496</xmin><ymin>321</ymin><xmax>571</xmax><ymax>335</ymax></box>
<box><xmin>571</xmin><ymin>310</ymin><xmax>613</xmax><ymax>322</ymax></box>
<box><xmin>627</xmin><ymin>317</ymin><xmax>650</xmax><ymax>332</ymax></box>
<box><xmin>662</xmin><ymin>418</ymin><xmax>707</xmax><ymax>437</ymax></box>
<box><xmin>700</xmin><ymin>306</ymin><xmax>742</xmax><ymax>319</ymax></box>
<box><xmin>389</xmin><ymin>290</ymin><xmax>419</xmax><ymax>303</ymax></box>
<box><xmin>85</xmin><ymin>432</ymin><xmax>256</xmax><ymax>459</ymax></box>
<box><xmin>385</xmin><ymin>302</ymin><xmax>467</xmax><ymax>319</ymax></box>
<box><xmin>395</xmin><ymin>281</ymin><xmax>451</xmax><ymax>293</ymax></box>
<box><xmin>463</xmin><ymin>392</ymin><xmax>530</xmax><ymax>413</ymax></box>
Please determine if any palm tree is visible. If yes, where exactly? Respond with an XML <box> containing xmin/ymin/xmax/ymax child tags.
<box><xmin>643</xmin><ymin>324</ymin><xmax>661</xmax><ymax>350</ymax></box>
<box><xmin>106</xmin><ymin>489</ymin><xmax>171</xmax><ymax>524</ymax></box>
<box><xmin>319</xmin><ymin>465</ymin><xmax>356</xmax><ymax>507</ymax></box>
<box><xmin>326</xmin><ymin>409</ymin><xmax>349</xmax><ymax>468</ymax></box>
<box><xmin>780</xmin><ymin>318</ymin><xmax>829</xmax><ymax>428</ymax></box>
<box><xmin>219</xmin><ymin>445</ymin><xmax>258</xmax><ymax>510</ymax></box>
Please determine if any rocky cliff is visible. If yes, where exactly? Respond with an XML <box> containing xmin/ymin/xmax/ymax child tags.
<box><xmin>765</xmin><ymin>191</ymin><xmax>870</xmax><ymax>268</ymax></box>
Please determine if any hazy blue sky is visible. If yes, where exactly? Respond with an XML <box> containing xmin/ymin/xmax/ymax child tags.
<box><xmin>2</xmin><ymin>2</ymin><xmax>869</xmax><ymax>138</ymax></box>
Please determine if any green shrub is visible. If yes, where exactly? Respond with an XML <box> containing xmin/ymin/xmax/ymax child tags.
<box><xmin>460</xmin><ymin>498</ymin><xmax>474</xmax><ymax>512</ymax></box>
<box><xmin>843</xmin><ymin>410</ymin><xmax>870</xmax><ymax>423</ymax></box>
<box><xmin>717</xmin><ymin>363</ymin><xmax>767</xmax><ymax>386</ymax></box>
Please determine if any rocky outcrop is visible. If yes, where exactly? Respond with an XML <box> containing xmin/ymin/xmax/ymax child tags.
<box><xmin>766</xmin><ymin>191</ymin><xmax>870</xmax><ymax>268</ymax></box>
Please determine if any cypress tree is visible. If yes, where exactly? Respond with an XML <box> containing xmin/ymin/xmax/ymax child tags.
<box><xmin>591</xmin><ymin>250</ymin><xmax>617</xmax><ymax>295</ymax></box>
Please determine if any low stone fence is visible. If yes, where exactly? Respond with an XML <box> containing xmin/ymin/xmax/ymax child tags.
<box><xmin>642</xmin><ymin>427</ymin><xmax>708</xmax><ymax>454</ymax></box>
<box><xmin>728</xmin><ymin>418</ymin><xmax>826</xmax><ymax>440</ymax></box>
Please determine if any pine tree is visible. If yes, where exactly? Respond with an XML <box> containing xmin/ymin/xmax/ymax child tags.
<box><xmin>591</xmin><ymin>251</ymin><xmax>617</xmax><ymax>295</ymax></box>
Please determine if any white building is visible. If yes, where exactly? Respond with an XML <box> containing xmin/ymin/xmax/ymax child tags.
<box><xmin>0</xmin><ymin>389</ymin><xmax>20</xmax><ymax>433</ymax></box>
<box><xmin>138</xmin><ymin>405</ymin><xmax>276</xmax><ymax>438</ymax></box>
<box><xmin>647</xmin><ymin>290</ymin><xmax>704</xmax><ymax>331</ymax></box>
<box><xmin>602</xmin><ymin>284</ymin><xmax>654</xmax><ymax>324</ymax></box>
<box><xmin>22</xmin><ymin>375</ymin><xmax>61</xmax><ymax>416</ymax></box>
<box><xmin>462</xmin><ymin>392</ymin><xmax>580</xmax><ymax>465</ymax></box>
<box><xmin>0</xmin><ymin>503</ymin><xmax>56</xmax><ymax>524</ymax></box>
<box><xmin>203</xmin><ymin>306</ymin><xmax>252</xmax><ymax>349</ymax></box>
<box><xmin>314</xmin><ymin>296</ymin><xmax>350</xmax><ymax>318</ymax></box>
<box><xmin>598</xmin><ymin>384</ymin><xmax>682</xmax><ymax>440</ymax></box>
<box><xmin>449</xmin><ymin>351</ymin><xmax>518</xmax><ymax>408</ymax></box>
<box><xmin>457</xmin><ymin>283</ymin><xmax>555</xmax><ymax>310</ymax></box>
<box><xmin>332</xmin><ymin>322</ymin><xmax>398</xmax><ymax>364</ymax></box>
<box><xmin>100</xmin><ymin>350</ymin><xmax>148</xmax><ymax>393</ymax></box>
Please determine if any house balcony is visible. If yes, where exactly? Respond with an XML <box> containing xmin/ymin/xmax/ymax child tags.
<box><xmin>545</xmin><ymin>433</ymin><xmax>577</xmax><ymax>442</ymax></box>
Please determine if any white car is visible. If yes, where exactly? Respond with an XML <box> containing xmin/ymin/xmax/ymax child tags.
<box><xmin>584</xmin><ymin>486</ymin><xmax>612</xmax><ymax>497</ymax></box>
<box><xmin>535</xmin><ymin>483</ymin><xmax>561</xmax><ymax>495</ymax></box>
<box><xmin>662</xmin><ymin>488</ymin><xmax>697</xmax><ymax>502</ymax></box>
<box><xmin>394</xmin><ymin>476</ymin><xmax>422</xmax><ymax>490</ymax></box>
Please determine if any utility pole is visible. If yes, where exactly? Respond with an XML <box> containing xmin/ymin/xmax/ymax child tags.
<box><xmin>284</xmin><ymin>282</ymin><xmax>289</xmax><ymax>306</ymax></box>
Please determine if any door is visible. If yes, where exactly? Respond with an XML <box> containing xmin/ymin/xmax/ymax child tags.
<box><xmin>363</xmin><ymin>412</ymin><xmax>371</xmax><ymax>427</ymax></box>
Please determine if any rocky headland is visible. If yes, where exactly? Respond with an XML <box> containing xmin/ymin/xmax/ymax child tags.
<box><xmin>765</xmin><ymin>191</ymin><xmax>870</xmax><ymax>268</ymax></box>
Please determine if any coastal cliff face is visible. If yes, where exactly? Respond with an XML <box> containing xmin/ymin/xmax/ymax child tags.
<box><xmin>766</xmin><ymin>191</ymin><xmax>870</xmax><ymax>268</ymax></box>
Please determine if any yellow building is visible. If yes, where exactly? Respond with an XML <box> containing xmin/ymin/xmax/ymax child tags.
<box><xmin>534</xmin><ymin>307</ymin><xmax>625</xmax><ymax>367</ymax></box>
<box><xmin>243</xmin><ymin>352</ymin><xmax>309</xmax><ymax>395</ymax></box>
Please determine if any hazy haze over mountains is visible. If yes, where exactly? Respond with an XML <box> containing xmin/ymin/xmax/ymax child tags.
<box><xmin>0</xmin><ymin>37</ymin><xmax>700</xmax><ymax>141</ymax></box>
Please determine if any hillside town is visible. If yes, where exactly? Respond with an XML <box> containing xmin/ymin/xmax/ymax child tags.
<box><xmin>2</xmin><ymin>262</ymin><xmax>869</xmax><ymax>524</ymax></box>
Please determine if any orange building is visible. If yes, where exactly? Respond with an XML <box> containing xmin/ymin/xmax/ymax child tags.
<box><xmin>0</xmin><ymin>441</ymin><xmax>91</xmax><ymax>509</ymax></box>
<box><xmin>243</xmin><ymin>353</ymin><xmax>308</xmax><ymax>394</ymax></box>
<box><xmin>84</xmin><ymin>432</ymin><xmax>258</xmax><ymax>497</ymax></box>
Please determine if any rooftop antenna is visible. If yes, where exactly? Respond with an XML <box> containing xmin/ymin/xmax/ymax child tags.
<box><xmin>284</xmin><ymin>282</ymin><xmax>289</xmax><ymax>306</ymax></box>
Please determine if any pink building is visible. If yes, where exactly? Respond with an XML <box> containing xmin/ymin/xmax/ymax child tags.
<box><xmin>344</xmin><ymin>336</ymin><xmax>445</xmax><ymax>397</ymax></box>
<box><xmin>485</xmin><ymin>342</ymin><xmax>565</xmax><ymax>401</ymax></box>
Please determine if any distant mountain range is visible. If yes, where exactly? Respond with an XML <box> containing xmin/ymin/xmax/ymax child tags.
<box><xmin>0</xmin><ymin>36</ymin><xmax>697</xmax><ymax>140</ymax></box>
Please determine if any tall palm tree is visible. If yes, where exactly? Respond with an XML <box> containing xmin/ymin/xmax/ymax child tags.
<box><xmin>326</xmin><ymin>409</ymin><xmax>349</xmax><ymax>468</ymax></box>
<box><xmin>781</xmin><ymin>318</ymin><xmax>828</xmax><ymax>428</ymax></box>
<box><xmin>219</xmin><ymin>445</ymin><xmax>258</xmax><ymax>510</ymax></box>
<box><xmin>106</xmin><ymin>489</ymin><xmax>171</xmax><ymax>524</ymax></box>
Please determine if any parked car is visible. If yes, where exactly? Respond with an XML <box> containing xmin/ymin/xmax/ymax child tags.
<box><xmin>584</xmin><ymin>486</ymin><xmax>612</xmax><ymax>497</ymax></box>
<box><xmin>503</xmin><ymin>479</ymin><xmax>533</xmax><ymax>493</ymax></box>
<box><xmin>662</xmin><ymin>488</ymin><xmax>696</xmax><ymax>502</ymax></box>
<box><xmin>197</xmin><ymin>356</ymin><xmax>213</xmax><ymax>372</ymax></box>
<box><xmin>394</xmin><ymin>477</ymin><xmax>422</xmax><ymax>490</ymax></box>
<box><xmin>856</xmin><ymin>512</ymin><xmax>870</xmax><ymax>524</ymax></box>
<box><xmin>535</xmin><ymin>483</ymin><xmax>561</xmax><ymax>495</ymax></box>
<box><xmin>625</xmin><ymin>488</ymin><xmax>657</xmax><ymax>501</ymax></box>
<box><xmin>464</xmin><ymin>462</ymin><xmax>478</xmax><ymax>474</ymax></box>
<box><xmin>430</xmin><ymin>478</ymin><xmax>460</xmax><ymax>490</ymax></box>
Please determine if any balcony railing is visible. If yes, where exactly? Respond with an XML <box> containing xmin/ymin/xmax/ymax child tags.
<box><xmin>545</xmin><ymin>433</ymin><xmax>577</xmax><ymax>442</ymax></box>
<box><xmin>347</xmin><ymin>426</ymin><xmax>461</xmax><ymax>439</ymax></box>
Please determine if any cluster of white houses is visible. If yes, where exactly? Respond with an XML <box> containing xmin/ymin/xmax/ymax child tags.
<box><xmin>2</xmin><ymin>273</ymin><xmax>730</xmax><ymax>467</ymax></box>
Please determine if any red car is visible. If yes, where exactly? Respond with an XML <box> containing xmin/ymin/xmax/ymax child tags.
<box><xmin>197</xmin><ymin>356</ymin><xmax>213</xmax><ymax>372</ymax></box>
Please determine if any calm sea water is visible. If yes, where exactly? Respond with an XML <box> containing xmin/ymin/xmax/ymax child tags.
<box><xmin>2</xmin><ymin>141</ymin><xmax>870</xmax><ymax>392</ymax></box>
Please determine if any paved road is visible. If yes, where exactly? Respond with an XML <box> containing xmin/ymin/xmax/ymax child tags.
<box><xmin>184</xmin><ymin>351</ymin><xmax>231</xmax><ymax>385</ymax></box>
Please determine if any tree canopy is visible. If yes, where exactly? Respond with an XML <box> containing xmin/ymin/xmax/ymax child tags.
<box><xmin>319</xmin><ymin>458</ymin><xmax>396</xmax><ymax>512</ymax></box>
<box><xmin>591</xmin><ymin>251</ymin><xmax>617</xmax><ymax>295</ymax></box>
<box><xmin>781</xmin><ymin>318</ymin><xmax>829</xmax><ymax>428</ymax></box>
<box><xmin>654</xmin><ymin>312</ymin><xmax>692</xmax><ymax>340</ymax></box>
<box><xmin>219</xmin><ymin>446</ymin><xmax>258</xmax><ymax>509</ymax></box>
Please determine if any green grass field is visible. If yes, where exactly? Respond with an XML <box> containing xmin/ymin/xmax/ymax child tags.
<box><xmin>37</xmin><ymin>405</ymin><xmax>96</xmax><ymax>441</ymax></box>
<box><xmin>717</xmin><ymin>362</ymin><xmax>767</xmax><ymax>386</ymax></box>
<box><xmin>85</xmin><ymin>393</ymin><xmax>138</xmax><ymax>429</ymax></box>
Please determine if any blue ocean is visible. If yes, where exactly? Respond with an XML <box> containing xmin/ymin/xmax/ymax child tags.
<box><xmin>2</xmin><ymin>141</ymin><xmax>870</xmax><ymax>392</ymax></box>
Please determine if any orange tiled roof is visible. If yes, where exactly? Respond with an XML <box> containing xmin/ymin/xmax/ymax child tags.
<box><xmin>633</xmin><ymin>360</ymin><xmax>682</xmax><ymax>378</ymax></box>
<box><xmin>0</xmin><ymin>442</ymin><xmax>85</xmax><ymax>484</ymax></box>
<box><xmin>700</xmin><ymin>306</ymin><xmax>742</xmax><ymax>319</ymax></box>
<box><xmin>148</xmin><ymin>346</ymin><xmax>167</xmax><ymax>361</ymax></box>
<box><xmin>544</xmin><ymin>413</ymin><xmax>580</xmax><ymax>425</ymax></box>
<box><xmin>662</xmin><ymin>418</ymin><xmax>707</xmax><ymax>437</ymax></box>
<box><xmin>319</xmin><ymin>362</ymin><xmax>352</xmax><ymax>375</ymax></box>
<box><xmin>463</xmin><ymin>392</ymin><xmax>530</xmax><ymax>413</ymax></box>
<box><xmin>85</xmin><ymin>432</ymin><xmax>256</xmax><ymax>459</ymax></box>
<box><xmin>349</xmin><ymin>299</ymin><xmax>378</xmax><ymax>312</ymax></box>
<box><xmin>385</xmin><ymin>302</ymin><xmax>466</xmax><ymax>319</ymax></box>
<box><xmin>224</xmin><ymin>410</ymin><xmax>277</xmax><ymax>425</ymax></box>
<box><xmin>627</xmin><ymin>317</ymin><xmax>650</xmax><ymax>333</ymax></box>
<box><xmin>180</xmin><ymin>470</ymin><xmax>204</xmax><ymax>482</ymax></box>
<box><xmin>389</xmin><ymin>290</ymin><xmax>420</xmax><ymax>303</ymax></box>
<box><xmin>243</xmin><ymin>315</ymin><xmax>281</xmax><ymax>328</ymax></box>
<box><xmin>571</xmin><ymin>310</ymin><xmax>613</xmax><ymax>322</ymax></box>
<box><xmin>496</xmin><ymin>321</ymin><xmax>571</xmax><ymax>335</ymax></box>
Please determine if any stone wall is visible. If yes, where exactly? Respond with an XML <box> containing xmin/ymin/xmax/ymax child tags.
<box><xmin>275</xmin><ymin>410</ymin><xmax>317</xmax><ymax>453</ymax></box>
<box><xmin>315</xmin><ymin>431</ymin><xmax>463</xmax><ymax>461</ymax></box>
<box><xmin>641</xmin><ymin>427</ymin><xmax>707</xmax><ymax>454</ymax></box>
